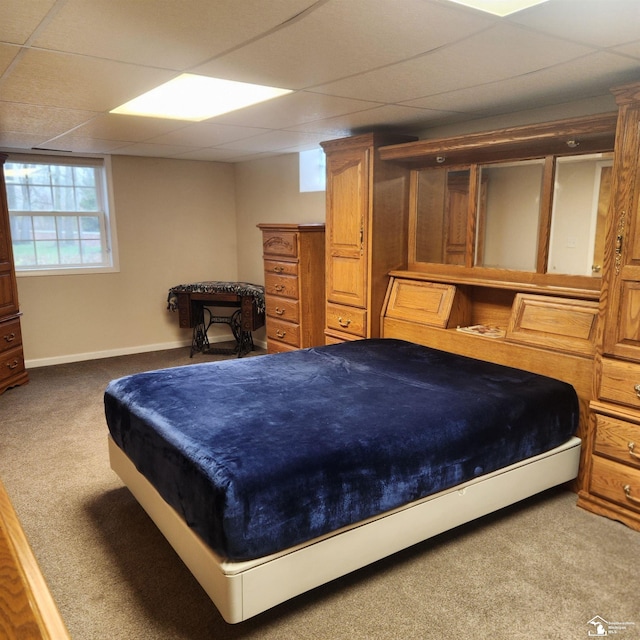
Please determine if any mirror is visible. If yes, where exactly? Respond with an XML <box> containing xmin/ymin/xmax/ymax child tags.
<box><xmin>547</xmin><ymin>153</ymin><xmax>613</xmax><ymax>277</ymax></box>
<box><xmin>474</xmin><ymin>159</ymin><xmax>545</xmax><ymax>272</ymax></box>
<box><xmin>411</xmin><ymin>151</ymin><xmax>613</xmax><ymax>280</ymax></box>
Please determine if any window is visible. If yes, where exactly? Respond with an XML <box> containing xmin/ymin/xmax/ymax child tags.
<box><xmin>5</xmin><ymin>154</ymin><xmax>118</xmax><ymax>274</ymax></box>
<box><xmin>299</xmin><ymin>148</ymin><xmax>326</xmax><ymax>192</ymax></box>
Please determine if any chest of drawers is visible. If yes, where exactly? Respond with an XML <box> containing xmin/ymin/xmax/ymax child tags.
<box><xmin>258</xmin><ymin>224</ymin><xmax>325</xmax><ymax>354</ymax></box>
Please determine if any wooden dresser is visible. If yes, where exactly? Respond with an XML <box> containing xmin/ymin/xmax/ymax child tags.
<box><xmin>258</xmin><ymin>223</ymin><xmax>325</xmax><ymax>353</ymax></box>
<box><xmin>0</xmin><ymin>155</ymin><xmax>28</xmax><ymax>395</ymax></box>
<box><xmin>577</xmin><ymin>81</ymin><xmax>640</xmax><ymax>530</ymax></box>
<box><xmin>320</xmin><ymin>132</ymin><xmax>416</xmax><ymax>343</ymax></box>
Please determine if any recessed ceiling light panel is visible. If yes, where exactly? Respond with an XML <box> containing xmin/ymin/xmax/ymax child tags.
<box><xmin>111</xmin><ymin>74</ymin><xmax>293</xmax><ymax>121</ymax></box>
<box><xmin>446</xmin><ymin>0</ymin><xmax>550</xmax><ymax>16</ymax></box>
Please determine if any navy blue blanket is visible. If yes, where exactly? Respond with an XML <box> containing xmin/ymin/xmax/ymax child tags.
<box><xmin>104</xmin><ymin>339</ymin><xmax>578</xmax><ymax>560</ymax></box>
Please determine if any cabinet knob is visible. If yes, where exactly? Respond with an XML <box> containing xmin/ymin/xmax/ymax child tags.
<box><xmin>338</xmin><ymin>317</ymin><xmax>351</xmax><ymax>328</ymax></box>
<box><xmin>3</xmin><ymin>332</ymin><xmax>16</xmax><ymax>343</ymax></box>
<box><xmin>273</xmin><ymin>266</ymin><xmax>284</xmax><ymax>273</ymax></box>
<box><xmin>634</xmin><ymin>384</ymin><xmax>640</xmax><ymax>399</ymax></box>
<box><xmin>6</xmin><ymin>359</ymin><xmax>19</xmax><ymax>370</ymax></box>
<box><xmin>274</xmin><ymin>284</ymin><xmax>285</xmax><ymax>292</ymax></box>
<box><xmin>629</xmin><ymin>442</ymin><xmax>640</xmax><ymax>462</ymax></box>
<box><xmin>275</xmin><ymin>307</ymin><xmax>285</xmax><ymax>316</ymax></box>
<box><xmin>276</xmin><ymin>329</ymin><xmax>286</xmax><ymax>339</ymax></box>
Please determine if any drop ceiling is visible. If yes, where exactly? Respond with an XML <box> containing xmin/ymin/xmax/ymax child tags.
<box><xmin>1</xmin><ymin>0</ymin><xmax>639</xmax><ymax>163</ymax></box>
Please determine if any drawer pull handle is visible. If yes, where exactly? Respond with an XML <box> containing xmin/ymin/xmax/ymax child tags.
<box><xmin>623</xmin><ymin>484</ymin><xmax>640</xmax><ymax>506</ymax></box>
<box><xmin>629</xmin><ymin>442</ymin><xmax>640</xmax><ymax>462</ymax></box>
<box><xmin>274</xmin><ymin>284</ymin><xmax>285</xmax><ymax>292</ymax></box>
<box><xmin>634</xmin><ymin>384</ymin><xmax>640</xmax><ymax>399</ymax></box>
<box><xmin>273</xmin><ymin>266</ymin><xmax>284</xmax><ymax>273</ymax></box>
<box><xmin>276</xmin><ymin>330</ymin><xmax>286</xmax><ymax>339</ymax></box>
<box><xmin>275</xmin><ymin>307</ymin><xmax>285</xmax><ymax>316</ymax></box>
<box><xmin>6</xmin><ymin>359</ymin><xmax>19</xmax><ymax>370</ymax></box>
<box><xmin>4</xmin><ymin>332</ymin><xmax>16</xmax><ymax>343</ymax></box>
<box><xmin>338</xmin><ymin>317</ymin><xmax>351</xmax><ymax>328</ymax></box>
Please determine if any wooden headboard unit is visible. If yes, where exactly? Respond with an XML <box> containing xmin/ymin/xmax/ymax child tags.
<box><xmin>381</xmin><ymin>272</ymin><xmax>597</xmax><ymax>490</ymax></box>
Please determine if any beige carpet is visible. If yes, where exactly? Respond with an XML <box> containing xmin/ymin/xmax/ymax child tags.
<box><xmin>0</xmin><ymin>346</ymin><xmax>639</xmax><ymax>640</ymax></box>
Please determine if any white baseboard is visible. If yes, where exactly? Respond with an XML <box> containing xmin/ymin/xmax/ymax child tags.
<box><xmin>25</xmin><ymin>336</ymin><xmax>267</xmax><ymax>369</ymax></box>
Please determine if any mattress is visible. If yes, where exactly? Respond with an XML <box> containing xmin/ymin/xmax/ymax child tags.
<box><xmin>104</xmin><ymin>338</ymin><xmax>578</xmax><ymax>561</ymax></box>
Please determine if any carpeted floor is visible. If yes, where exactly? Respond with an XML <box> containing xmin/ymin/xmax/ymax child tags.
<box><xmin>0</xmin><ymin>346</ymin><xmax>638</xmax><ymax>640</ymax></box>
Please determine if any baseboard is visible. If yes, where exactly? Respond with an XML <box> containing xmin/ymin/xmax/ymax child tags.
<box><xmin>25</xmin><ymin>336</ymin><xmax>268</xmax><ymax>369</ymax></box>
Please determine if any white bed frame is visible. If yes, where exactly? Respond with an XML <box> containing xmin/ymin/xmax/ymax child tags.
<box><xmin>108</xmin><ymin>434</ymin><xmax>581</xmax><ymax>623</ymax></box>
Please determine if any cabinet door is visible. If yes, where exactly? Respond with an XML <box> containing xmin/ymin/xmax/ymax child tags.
<box><xmin>603</xmin><ymin>100</ymin><xmax>640</xmax><ymax>361</ymax></box>
<box><xmin>0</xmin><ymin>164</ymin><xmax>19</xmax><ymax>318</ymax></box>
<box><xmin>326</xmin><ymin>146</ymin><xmax>368</xmax><ymax>308</ymax></box>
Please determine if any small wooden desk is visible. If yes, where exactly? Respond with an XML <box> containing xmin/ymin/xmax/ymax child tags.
<box><xmin>168</xmin><ymin>282</ymin><xmax>265</xmax><ymax>357</ymax></box>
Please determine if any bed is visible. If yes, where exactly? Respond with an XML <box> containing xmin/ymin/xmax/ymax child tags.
<box><xmin>105</xmin><ymin>338</ymin><xmax>581</xmax><ymax>623</ymax></box>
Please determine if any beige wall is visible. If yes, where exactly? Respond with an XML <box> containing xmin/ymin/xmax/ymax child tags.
<box><xmin>233</xmin><ymin>152</ymin><xmax>326</xmax><ymax>346</ymax></box>
<box><xmin>18</xmin><ymin>155</ymin><xmax>237</xmax><ymax>366</ymax></box>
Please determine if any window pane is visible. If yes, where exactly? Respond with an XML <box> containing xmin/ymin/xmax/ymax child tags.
<box><xmin>81</xmin><ymin>240</ymin><xmax>103</xmax><ymax>263</ymax></box>
<box><xmin>57</xmin><ymin>216</ymin><xmax>79</xmax><ymax>240</ymax></box>
<box><xmin>6</xmin><ymin>184</ymin><xmax>28</xmax><ymax>210</ymax></box>
<box><xmin>50</xmin><ymin>164</ymin><xmax>74</xmax><ymax>186</ymax></box>
<box><xmin>28</xmin><ymin>186</ymin><xmax>53</xmax><ymax>211</ymax></box>
<box><xmin>9</xmin><ymin>216</ymin><xmax>33</xmax><ymax>241</ymax></box>
<box><xmin>12</xmin><ymin>241</ymin><xmax>36</xmax><ymax>267</ymax></box>
<box><xmin>77</xmin><ymin>187</ymin><xmax>98</xmax><ymax>211</ymax></box>
<box><xmin>35</xmin><ymin>240</ymin><xmax>60</xmax><ymax>265</ymax></box>
<box><xmin>59</xmin><ymin>240</ymin><xmax>81</xmax><ymax>264</ymax></box>
<box><xmin>33</xmin><ymin>216</ymin><xmax>56</xmax><ymax>240</ymax></box>
<box><xmin>80</xmin><ymin>216</ymin><xmax>100</xmax><ymax>237</ymax></box>
<box><xmin>73</xmin><ymin>166</ymin><xmax>96</xmax><ymax>187</ymax></box>
<box><xmin>51</xmin><ymin>186</ymin><xmax>76</xmax><ymax>211</ymax></box>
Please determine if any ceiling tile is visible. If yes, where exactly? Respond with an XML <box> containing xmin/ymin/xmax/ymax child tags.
<box><xmin>508</xmin><ymin>0</ymin><xmax>640</xmax><ymax>48</ymax></box>
<box><xmin>402</xmin><ymin>51</ymin><xmax>640</xmax><ymax>115</ymax></box>
<box><xmin>147</xmin><ymin>122</ymin><xmax>272</xmax><ymax>147</ymax></box>
<box><xmin>217</xmin><ymin>130</ymin><xmax>327</xmax><ymax>153</ymax></box>
<box><xmin>210</xmin><ymin>91</ymin><xmax>382</xmax><ymax>129</ymax></box>
<box><xmin>313</xmin><ymin>22</ymin><xmax>594</xmax><ymax>103</ymax></box>
<box><xmin>0</xmin><ymin>0</ymin><xmax>56</xmax><ymax>45</ymax></box>
<box><xmin>193</xmin><ymin>0</ymin><xmax>494</xmax><ymax>89</ymax></box>
<box><xmin>1</xmin><ymin>49</ymin><xmax>175</xmax><ymax>111</ymax></box>
<box><xmin>0</xmin><ymin>101</ymin><xmax>97</xmax><ymax>136</ymax></box>
<box><xmin>112</xmin><ymin>142</ymin><xmax>199</xmax><ymax>157</ymax></box>
<box><xmin>0</xmin><ymin>43</ymin><xmax>20</xmax><ymax>75</ymax></box>
<box><xmin>68</xmin><ymin>113</ymin><xmax>189</xmax><ymax>143</ymax></box>
<box><xmin>31</xmin><ymin>0</ymin><xmax>321</xmax><ymax>70</ymax></box>
<box><xmin>288</xmin><ymin>104</ymin><xmax>458</xmax><ymax>136</ymax></box>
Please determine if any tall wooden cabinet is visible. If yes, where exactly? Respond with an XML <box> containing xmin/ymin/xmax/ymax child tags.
<box><xmin>0</xmin><ymin>155</ymin><xmax>27</xmax><ymax>395</ymax></box>
<box><xmin>320</xmin><ymin>132</ymin><xmax>415</xmax><ymax>343</ymax></box>
<box><xmin>578</xmin><ymin>81</ymin><xmax>640</xmax><ymax>530</ymax></box>
<box><xmin>258</xmin><ymin>223</ymin><xmax>325</xmax><ymax>354</ymax></box>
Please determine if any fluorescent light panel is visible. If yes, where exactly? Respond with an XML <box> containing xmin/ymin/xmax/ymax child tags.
<box><xmin>446</xmin><ymin>0</ymin><xmax>550</xmax><ymax>16</ymax></box>
<box><xmin>111</xmin><ymin>74</ymin><xmax>292</xmax><ymax>121</ymax></box>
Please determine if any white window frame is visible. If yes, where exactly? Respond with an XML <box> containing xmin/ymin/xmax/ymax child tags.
<box><xmin>5</xmin><ymin>152</ymin><xmax>119</xmax><ymax>276</ymax></box>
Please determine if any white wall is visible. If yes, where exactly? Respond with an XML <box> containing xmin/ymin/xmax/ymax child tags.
<box><xmin>18</xmin><ymin>155</ymin><xmax>237</xmax><ymax>366</ymax></box>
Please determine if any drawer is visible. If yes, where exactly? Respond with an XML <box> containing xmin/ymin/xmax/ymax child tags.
<box><xmin>267</xmin><ymin>339</ymin><xmax>298</xmax><ymax>354</ymax></box>
<box><xmin>264</xmin><ymin>260</ymin><xmax>298</xmax><ymax>277</ymax></box>
<box><xmin>266</xmin><ymin>295</ymin><xmax>300</xmax><ymax>323</ymax></box>
<box><xmin>266</xmin><ymin>317</ymin><xmax>300</xmax><ymax>347</ymax></box>
<box><xmin>1</xmin><ymin>316</ymin><xmax>22</xmax><ymax>354</ymax></box>
<box><xmin>593</xmin><ymin>413</ymin><xmax>640</xmax><ymax>469</ymax></box>
<box><xmin>326</xmin><ymin>303</ymin><xmax>367</xmax><ymax>338</ymax></box>
<box><xmin>0</xmin><ymin>345</ymin><xmax>26</xmax><ymax>384</ymax></box>
<box><xmin>262</xmin><ymin>231</ymin><xmax>298</xmax><ymax>259</ymax></box>
<box><xmin>265</xmin><ymin>273</ymin><xmax>298</xmax><ymax>299</ymax></box>
<box><xmin>599</xmin><ymin>358</ymin><xmax>640</xmax><ymax>409</ymax></box>
<box><xmin>590</xmin><ymin>455</ymin><xmax>640</xmax><ymax>514</ymax></box>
